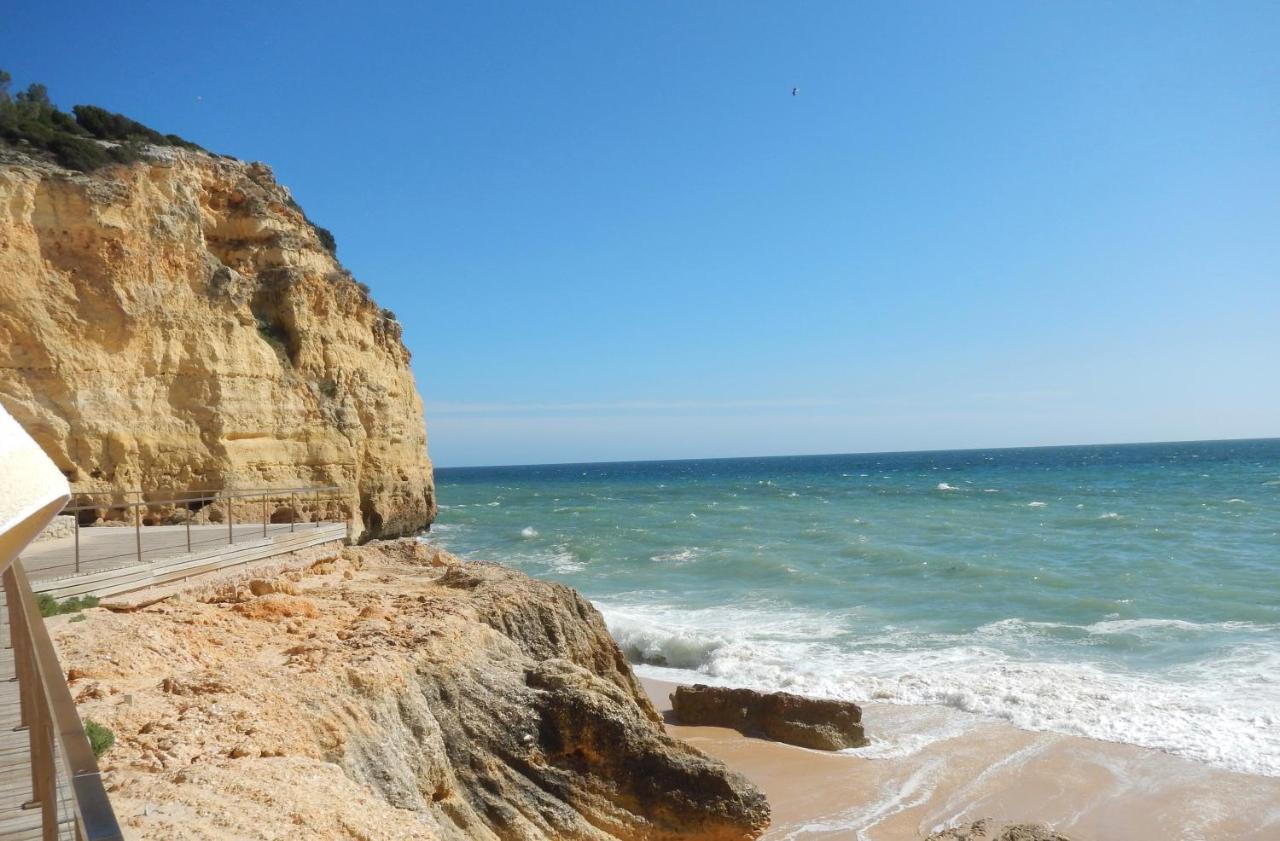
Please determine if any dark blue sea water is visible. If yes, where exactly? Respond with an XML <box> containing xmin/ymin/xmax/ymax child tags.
<box><xmin>424</xmin><ymin>439</ymin><xmax>1280</xmax><ymax>775</ymax></box>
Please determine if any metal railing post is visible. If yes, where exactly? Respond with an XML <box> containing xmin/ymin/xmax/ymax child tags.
<box><xmin>48</xmin><ymin>484</ymin><xmax>341</xmax><ymax>581</ymax></box>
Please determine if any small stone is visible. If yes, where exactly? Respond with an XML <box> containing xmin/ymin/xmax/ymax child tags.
<box><xmin>229</xmin><ymin>741</ymin><xmax>258</xmax><ymax>759</ymax></box>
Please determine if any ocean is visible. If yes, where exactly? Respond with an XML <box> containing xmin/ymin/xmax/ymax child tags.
<box><xmin>422</xmin><ymin>439</ymin><xmax>1280</xmax><ymax>777</ymax></box>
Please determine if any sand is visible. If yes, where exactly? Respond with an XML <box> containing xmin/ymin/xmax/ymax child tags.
<box><xmin>642</xmin><ymin>678</ymin><xmax>1280</xmax><ymax>840</ymax></box>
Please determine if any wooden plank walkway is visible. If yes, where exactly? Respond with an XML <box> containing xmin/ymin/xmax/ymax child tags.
<box><xmin>0</xmin><ymin>591</ymin><xmax>74</xmax><ymax>841</ymax></box>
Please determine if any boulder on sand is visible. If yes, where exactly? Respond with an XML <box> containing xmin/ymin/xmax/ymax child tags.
<box><xmin>671</xmin><ymin>684</ymin><xmax>868</xmax><ymax>750</ymax></box>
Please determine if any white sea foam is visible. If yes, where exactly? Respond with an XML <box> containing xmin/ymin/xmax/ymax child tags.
<box><xmin>774</xmin><ymin>758</ymin><xmax>946</xmax><ymax>840</ymax></box>
<box><xmin>1027</xmin><ymin>501</ymin><xmax>1048</xmax><ymax>508</ymax></box>
<box><xmin>545</xmin><ymin>549</ymin><xmax>584</xmax><ymax>573</ymax></box>
<box><xmin>520</xmin><ymin>526</ymin><xmax>539</xmax><ymax>538</ymax></box>
<box><xmin>1097</xmin><ymin>511</ymin><xmax>1122</xmax><ymax>520</ymax></box>
<box><xmin>843</xmin><ymin>706</ymin><xmax>977</xmax><ymax>761</ymax></box>
<box><xmin>650</xmin><ymin>547</ymin><xmax>703</xmax><ymax>564</ymax></box>
<box><xmin>600</xmin><ymin>602</ymin><xmax>1280</xmax><ymax>777</ymax></box>
<box><xmin>923</xmin><ymin>738</ymin><xmax>1059</xmax><ymax>835</ymax></box>
<box><xmin>936</xmin><ymin>482</ymin><xmax>959</xmax><ymax>491</ymax></box>
<box><xmin>1085</xmin><ymin>617</ymin><xmax>1273</xmax><ymax>635</ymax></box>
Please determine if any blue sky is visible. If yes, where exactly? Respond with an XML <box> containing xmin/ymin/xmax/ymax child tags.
<box><xmin>4</xmin><ymin>2</ymin><xmax>1278</xmax><ymax>466</ymax></box>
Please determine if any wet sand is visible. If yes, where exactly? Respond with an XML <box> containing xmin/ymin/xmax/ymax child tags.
<box><xmin>642</xmin><ymin>678</ymin><xmax>1280</xmax><ymax>840</ymax></box>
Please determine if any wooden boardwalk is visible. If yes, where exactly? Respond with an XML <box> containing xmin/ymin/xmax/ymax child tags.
<box><xmin>0</xmin><ymin>591</ymin><xmax>74</xmax><ymax>841</ymax></box>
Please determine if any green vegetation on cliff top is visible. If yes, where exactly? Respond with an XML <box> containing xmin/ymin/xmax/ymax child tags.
<box><xmin>0</xmin><ymin>70</ymin><xmax>203</xmax><ymax>172</ymax></box>
<box><xmin>0</xmin><ymin>70</ymin><xmax>338</xmax><ymax>255</ymax></box>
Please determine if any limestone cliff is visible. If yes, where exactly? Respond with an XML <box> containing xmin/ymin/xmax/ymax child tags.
<box><xmin>53</xmin><ymin>540</ymin><xmax>770</xmax><ymax>840</ymax></box>
<box><xmin>0</xmin><ymin>144</ymin><xmax>433</xmax><ymax>539</ymax></box>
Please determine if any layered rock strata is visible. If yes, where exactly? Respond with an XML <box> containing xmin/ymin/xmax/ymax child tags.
<box><xmin>53</xmin><ymin>539</ymin><xmax>770</xmax><ymax>840</ymax></box>
<box><xmin>0</xmin><ymin>145</ymin><xmax>433</xmax><ymax>540</ymax></box>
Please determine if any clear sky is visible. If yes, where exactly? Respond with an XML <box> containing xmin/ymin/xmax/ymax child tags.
<box><xmin>4</xmin><ymin>2</ymin><xmax>1278</xmax><ymax>466</ymax></box>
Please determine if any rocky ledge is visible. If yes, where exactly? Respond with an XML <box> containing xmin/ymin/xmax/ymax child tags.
<box><xmin>54</xmin><ymin>540</ymin><xmax>769</xmax><ymax>840</ymax></box>
<box><xmin>671</xmin><ymin>684</ymin><xmax>868</xmax><ymax>751</ymax></box>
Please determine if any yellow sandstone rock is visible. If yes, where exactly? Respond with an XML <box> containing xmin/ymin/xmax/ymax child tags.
<box><xmin>0</xmin><ymin>147</ymin><xmax>434</xmax><ymax>539</ymax></box>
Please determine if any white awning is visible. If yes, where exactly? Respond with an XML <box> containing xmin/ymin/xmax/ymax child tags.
<box><xmin>0</xmin><ymin>404</ymin><xmax>70</xmax><ymax>573</ymax></box>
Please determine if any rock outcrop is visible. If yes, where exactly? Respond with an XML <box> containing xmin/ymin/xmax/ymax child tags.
<box><xmin>926</xmin><ymin>819</ymin><xmax>1073</xmax><ymax>841</ymax></box>
<box><xmin>53</xmin><ymin>539</ymin><xmax>770</xmax><ymax>840</ymax></box>
<box><xmin>671</xmin><ymin>684</ymin><xmax>868</xmax><ymax>751</ymax></box>
<box><xmin>0</xmin><ymin>144</ymin><xmax>433</xmax><ymax>540</ymax></box>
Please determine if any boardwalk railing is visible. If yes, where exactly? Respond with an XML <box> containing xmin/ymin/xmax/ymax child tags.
<box><xmin>48</xmin><ymin>486</ymin><xmax>345</xmax><ymax>577</ymax></box>
<box><xmin>3</xmin><ymin>560</ymin><xmax>123</xmax><ymax>840</ymax></box>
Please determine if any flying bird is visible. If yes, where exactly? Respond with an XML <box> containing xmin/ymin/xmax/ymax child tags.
<box><xmin>791</xmin><ymin>87</ymin><xmax>799</xmax><ymax>96</ymax></box>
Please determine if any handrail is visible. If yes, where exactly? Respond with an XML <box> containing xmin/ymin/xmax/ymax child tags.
<box><xmin>3</xmin><ymin>560</ymin><xmax>124</xmax><ymax>840</ymax></box>
<box><xmin>31</xmin><ymin>485</ymin><xmax>347</xmax><ymax>577</ymax></box>
<box><xmin>60</xmin><ymin>485</ymin><xmax>344</xmax><ymax>513</ymax></box>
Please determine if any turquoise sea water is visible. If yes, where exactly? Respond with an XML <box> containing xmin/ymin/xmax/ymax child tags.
<box><xmin>423</xmin><ymin>440</ymin><xmax>1280</xmax><ymax>776</ymax></box>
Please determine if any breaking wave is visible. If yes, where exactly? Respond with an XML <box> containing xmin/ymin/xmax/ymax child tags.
<box><xmin>600</xmin><ymin>603</ymin><xmax>1280</xmax><ymax>777</ymax></box>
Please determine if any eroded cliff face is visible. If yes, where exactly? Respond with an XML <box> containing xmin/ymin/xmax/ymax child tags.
<box><xmin>0</xmin><ymin>145</ymin><xmax>433</xmax><ymax>539</ymax></box>
<box><xmin>53</xmin><ymin>540</ymin><xmax>770</xmax><ymax>840</ymax></box>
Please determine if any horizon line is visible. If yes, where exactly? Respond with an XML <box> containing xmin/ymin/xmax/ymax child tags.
<box><xmin>433</xmin><ymin>434</ymin><xmax>1280</xmax><ymax>472</ymax></box>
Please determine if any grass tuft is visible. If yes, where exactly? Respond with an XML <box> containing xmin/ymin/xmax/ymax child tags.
<box><xmin>84</xmin><ymin>719</ymin><xmax>114</xmax><ymax>759</ymax></box>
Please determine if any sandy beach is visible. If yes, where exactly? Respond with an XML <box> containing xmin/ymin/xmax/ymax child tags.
<box><xmin>642</xmin><ymin>677</ymin><xmax>1280</xmax><ymax>841</ymax></box>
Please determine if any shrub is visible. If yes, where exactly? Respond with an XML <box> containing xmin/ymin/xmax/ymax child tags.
<box><xmin>84</xmin><ymin>719</ymin><xmax>114</xmax><ymax>759</ymax></box>
<box><xmin>0</xmin><ymin>69</ymin><xmax>204</xmax><ymax>171</ymax></box>
<box><xmin>45</xmin><ymin>134</ymin><xmax>114</xmax><ymax>171</ymax></box>
<box><xmin>16</xmin><ymin>83</ymin><xmax>50</xmax><ymax>105</ymax></box>
<box><xmin>37</xmin><ymin>593</ymin><xmax>100</xmax><ymax>617</ymax></box>
<box><xmin>73</xmin><ymin>104</ymin><xmax>201</xmax><ymax>150</ymax></box>
<box><xmin>35</xmin><ymin>593</ymin><xmax>57</xmax><ymax>616</ymax></box>
<box><xmin>380</xmin><ymin>308</ymin><xmax>397</xmax><ymax>322</ymax></box>
<box><xmin>313</xmin><ymin>225</ymin><xmax>337</xmax><ymax>255</ymax></box>
<box><xmin>282</xmin><ymin>195</ymin><xmax>336</xmax><ymax>257</ymax></box>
